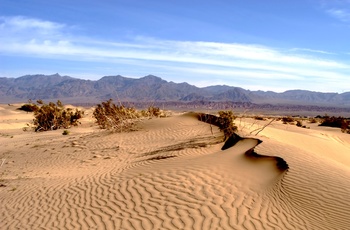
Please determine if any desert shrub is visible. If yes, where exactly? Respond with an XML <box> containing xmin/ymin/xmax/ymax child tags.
<box><xmin>93</xmin><ymin>99</ymin><xmax>139</xmax><ymax>131</ymax></box>
<box><xmin>62</xmin><ymin>130</ymin><xmax>70</xmax><ymax>135</ymax></box>
<box><xmin>319</xmin><ymin>116</ymin><xmax>350</xmax><ymax>133</ymax></box>
<box><xmin>254</xmin><ymin>116</ymin><xmax>265</xmax><ymax>121</ymax></box>
<box><xmin>141</xmin><ymin>106</ymin><xmax>161</xmax><ymax>117</ymax></box>
<box><xmin>32</xmin><ymin>100</ymin><xmax>83</xmax><ymax>132</ymax></box>
<box><xmin>309</xmin><ymin>118</ymin><xmax>318</xmax><ymax>123</ymax></box>
<box><xmin>296</xmin><ymin>120</ymin><xmax>303</xmax><ymax>127</ymax></box>
<box><xmin>319</xmin><ymin>116</ymin><xmax>348</xmax><ymax>128</ymax></box>
<box><xmin>18</xmin><ymin>103</ymin><xmax>39</xmax><ymax>112</ymax></box>
<box><xmin>295</xmin><ymin>120</ymin><xmax>308</xmax><ymax>128</ymax></box>
<box><xmin>282</xmin><ymin>116</ymin><xmax>295</xmax><ymax>124</ymax></box>
<box><xmin>218</xmin><ymin>110</ymin><xmax>238</xmax><ymax>139</ymax></box>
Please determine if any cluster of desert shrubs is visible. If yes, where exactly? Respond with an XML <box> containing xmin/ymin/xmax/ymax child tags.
<box><xmin>21</xmin><ymin>100</ymin><xmax>83</xmax><ymax>132</ymax></box>
<box><xmin>318</xmin><ymin>115</ymin><xmax>350</xmax><ymax>133</ymax></box>
<box><xmin>20</xmin><ymin>99</ymin><xmax>164</xmax><ymax>133</ymax></box>
<box><xmin>277</xmin><ymin>114</ymin><xmax>350</xmax><ymax>133</ymax></box>
<box><xmin>93</xmin><ymin>99</ymin><xmax>139</xmax><ymax>131</ymax></box>
<box><xmin>22</xmin><ymin>98</ymin><xmax>349</xmax><ymax>135</ymax></box>
<box><xmin>281</xmin><ymin>116</ymin><xmax>295</xmax><ymax>124</ymax></box>
<box><xmin>93</xmin><ymin>99</ymin><xmax>163</xmax><ymax>131</ymax></box>
<box><xmin>140</xmin><ymin>106</ymin><xmax>162</xmax><ymax>117</ymax></box>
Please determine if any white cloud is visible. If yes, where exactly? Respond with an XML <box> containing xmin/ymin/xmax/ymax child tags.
<box><xmin>327</xmin><ymin>8</ymin><xmax>350</xmax><ymax>22</ymax></box>
<box><xmin>319</xmin><ymin>0</ymin><xmax>350</xmax><ymax>22</ymax></box>
<box><xmin>1</xmin><ymin>15</ymin><xmax>349</xmax><ymax>92</ymax></box>
<box><xmin>0</xmin><ymin>16</ymin><xmax>65</xmax><ymax>38</ymax></box>
<box><xmin>289</xmin><ymin>48</ymin><xmax>335</xmax><ymax>55</ymax></box>
<box><xmin>0</xmin><ymin>16</ymin><xmax>64</xmax><ymax>30</ymax></box>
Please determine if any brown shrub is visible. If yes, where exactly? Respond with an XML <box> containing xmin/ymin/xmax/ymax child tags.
<box><xmin>93</xmin><ymin>99</ymin><xmax>139</xmax><ymax>131</ymax></box>
<box><xmin>33</xmin><ymin>100</ymin><xmax>83</xmax><ymax>132</ymax></box>
<box><xmin>141</xmin><ymin>106</ymin><xmax>161</xmax><ymax>117</ymax></box>
<box><xmin>282</xmin><ymin>116</ymin><xmax>295</xmax><ymax>124</ymax></box>
<box><xmin>218</xmin><ymin>110</ymin><xmax>238</xmax><ymax>139</ymax></box>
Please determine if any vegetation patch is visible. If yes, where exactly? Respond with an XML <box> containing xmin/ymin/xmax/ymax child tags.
<box><xmin>254</xmin><ymin>116</ymin><xmax>266</xmax><ymax>121</ymax></box>
<box><xmin>17</xmin><ymin>102</ymin><xmax>39</xmax><ymax>112</ymax></box>
<box><xmin>318</xmin><ymin>116</ymin><xmax>350</xmax><ymax>134</ymax></box>
<box><xmin>26</xmin><ymin>100</ymin><xmax>83</xmax><ymax>132</ymax></box>
<box><xmin>281</xmin><ymin>116</ymin><xmax>295</xmax><ymax>124</ymax></box>
<box><xmin>93</xmin><ymin>99</ymin><xmax>162</xmax><ymax>131</ymax></box>
<box><xmin>62</xmin><ymin>130</ymin><xmax>70</xmax><ymax>135</ymax></box>
<box><xmin>198</xmin><ymin>110</ymin><xmax>238</xmax><ymax>140</ymax></box>
<box><xmin>141</xmin><ymin>106</ymin><xmax>162</xmax><ymax>117</ymax></box>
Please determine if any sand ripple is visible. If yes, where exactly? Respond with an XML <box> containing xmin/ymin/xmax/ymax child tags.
<box><xmin>1</xmin><ymin>112</ymin><xmax>350</xmax><ymax>229</ymax></box>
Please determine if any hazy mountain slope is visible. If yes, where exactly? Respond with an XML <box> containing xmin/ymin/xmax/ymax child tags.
<box><xmin>0</xmin><ymin>74</ymin><xmax>349</xmax><ymax>107</ymax></box>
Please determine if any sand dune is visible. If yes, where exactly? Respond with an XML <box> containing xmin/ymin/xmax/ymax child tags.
<box><xmin>1</xmin><ymin>104</ymin><xmax>350</xmax><ymax>229</ymax></box>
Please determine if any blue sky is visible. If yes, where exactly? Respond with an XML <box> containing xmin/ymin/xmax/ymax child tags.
<box><xmin>1</xmin><ymin>0</ymin><xmax>350</xmax><ymax>92</ymax></box>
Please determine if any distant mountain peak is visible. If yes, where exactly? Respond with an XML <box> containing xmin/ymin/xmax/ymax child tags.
<box><xmin>140</xmin><ymin>75</ymin><xmax>164</xmax><ymax>81</ymax></box>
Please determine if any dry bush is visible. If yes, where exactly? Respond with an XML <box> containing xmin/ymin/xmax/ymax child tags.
<box><xmin>282</xmin><ymin>116</ymin><xmax>295</xmax><ymax>124</ymax></box>
<box><xmin>319</xmin><ymin>116</ymin><xmax>350</xmax><ymax>133</ymax></box>
<box><xmin>32</xmin><ymin>100</ymin><xmax>83</xmax><ymax>132</ymax></box>
<box><xmin>62</xmin><ymin>130</ymin><xmax>70</xmax><ymax>135</ymax></box>
<box><xmin>93</xmin><ymin>99</ymin><xmax>141</xmax><ymax>131</ymax></box>
<box><xmin>17</xmin><ymin>102</ymin><xmax>39</xmax><ymax>112</ymax></box>
<box><xmin>308</xmin><ymin>117</ymin><xmax>318</xmax><ymax>123</ymax></box>
<box><xmin>197</xmin><ymin>110</ymin><xmax>237</xmax><ymax>139</ymax></box>
<box><xmin>141</xmin><ymin>106</ymin><xmax>161</xmax><ymax>117</ymax></box>
<box><xmin>254</xmin><ymin>116</ymin><xmax>266</xmax><ymax>121</ymax></box>
<box><xmin>93</xmin><ymin>100</ymin><xmax>163</xmax><ymax>131</ymax></box>
<box><xmin>295</xmin><ymin>120</ymin><xmax>309</xmax><ymax>129</ymax></box>
<box><xmin>296</xmin><ymin>120</ymin><xmax>303</xmax><ymax>127</ymax></box>
<box><xmin>319</xmin><ymin>116</ymin><xmax>347</xmax><ymax>128</ymax></box>
<box><xmin>218</xmin><ymin>110</ymin><xmax>238</xmax><ymax>139</ymax></box>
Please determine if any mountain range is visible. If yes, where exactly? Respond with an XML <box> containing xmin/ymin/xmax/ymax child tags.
<box><xmin>1</xmin><ymin>74</ymin><xmax>349</xmax><ymax>108</ymax></box>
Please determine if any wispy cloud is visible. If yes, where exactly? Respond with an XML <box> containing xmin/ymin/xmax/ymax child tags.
<box><xmin>326</xmin><ymin>8</ymin><xmax>350</xmax><ymax>22</ymax></box>
<box><xmin>1</xmin><ymin>15</ymin><xmax>349</xmax><ymax>92</ymax></box>
<box><xmin>0</xmin><ymin>16</ymin><xmax>66</xmax><ymax>38</ymax></box>
<box><xmin>289</xmin><ymin>48</ymin><xmax>335</xmax><ymax>55</ymax></box>
<box><xmin>319</xmin><ymin>0</ymin><xmax>350</xmax><ymax>22</ymax></box>
<box><xmin>0</xmin><ymin>15</ymin><xmax>64</xmax><ymax>30</ymax></box>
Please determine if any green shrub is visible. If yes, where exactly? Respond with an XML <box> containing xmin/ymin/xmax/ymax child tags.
<box><xmin>33</xmin><ymin>100</ymin><xmax>83</xmax><ymax>132</ymax></box>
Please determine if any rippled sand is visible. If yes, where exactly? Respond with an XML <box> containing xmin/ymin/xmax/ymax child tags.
<box><xmin>1</xmin><ymin>104</ymin><xmax>350</xmax><ymax>229</ymax></box>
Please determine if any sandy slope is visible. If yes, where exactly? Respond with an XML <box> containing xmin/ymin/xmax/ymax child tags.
<box><xmin>1</xmin><ymin>104</ymin><xmax>350</xmax><ymax>229</ymax></box>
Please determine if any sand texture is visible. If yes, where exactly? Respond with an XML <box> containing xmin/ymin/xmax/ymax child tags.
<box><xmin>1</xmin><ymin>104</ymin><xmax>350</xmax><ymax>229</ymax></box>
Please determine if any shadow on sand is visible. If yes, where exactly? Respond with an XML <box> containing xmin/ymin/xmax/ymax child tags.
<box><xmin>196</xmin><ymin>112</ymin><xmax>289</xmax><ymax>171</ymax></box>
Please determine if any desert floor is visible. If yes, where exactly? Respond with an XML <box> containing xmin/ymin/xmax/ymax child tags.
<box><xmin>1</xmin><ymin>104</ymin><xmax>350</xmax><ymax>229</ymax></box>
